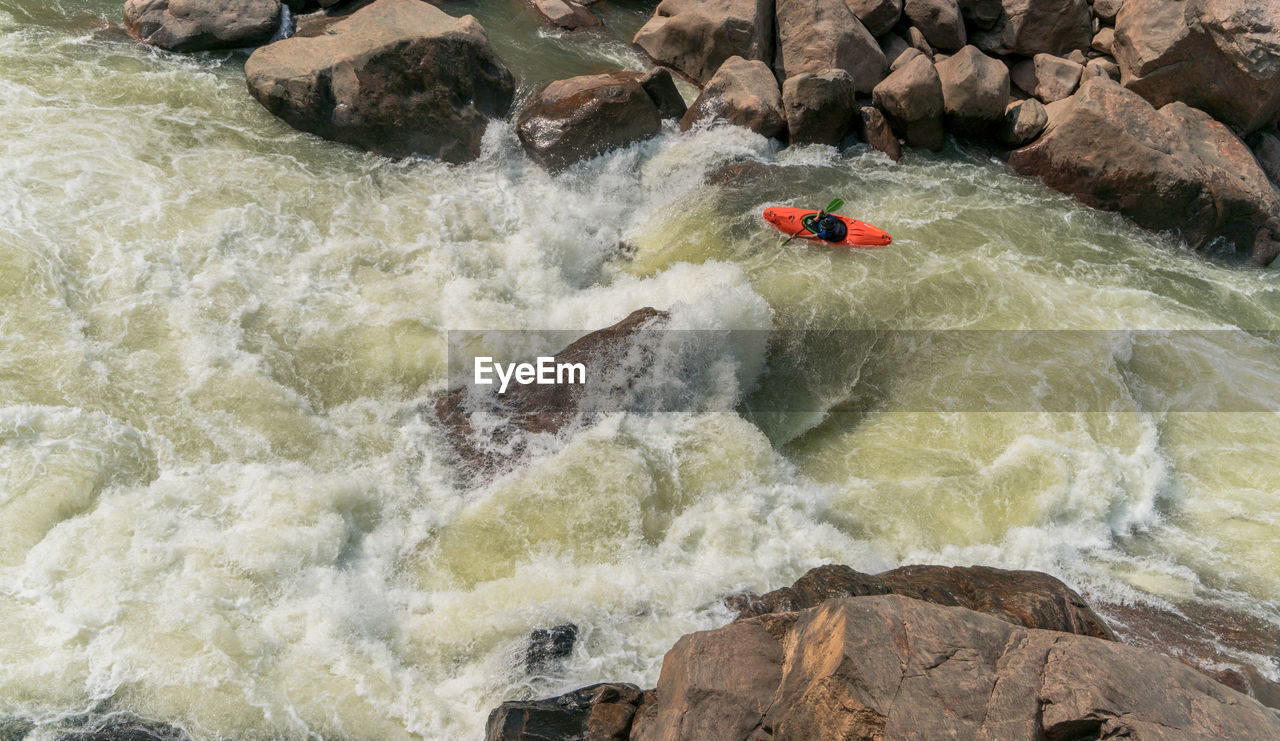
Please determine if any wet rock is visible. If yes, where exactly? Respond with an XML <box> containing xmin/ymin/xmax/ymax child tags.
<box><xmin>244</xmin><ymin>0</ymin><xmax>514</xmax><ymax>163</ymax></box>
<box><xmin>1093</xmin><ymin>0</ymin><xmax>1122</xmax><ymax>22</ymax></box>
<box><xmin>1251</xmin><ymin>130</ymin><xmax>1280</xmax><ymax>186</ymax></box>
<box><xmin>999</xmin><ymin>97</ymin><xmax>1047</xmax><ymax>147</ymax></box>
<box><xmin>973</xmin><ymin>0</ymin><xmax>1092</xmax><ymax>56</ymax></box>
<box><xmin>518</xmin><ymin>71</ymin><xmax>662</xmax><ymax>170</ymax></box>
<box><xmin>871</xmin><ymin>54</ymin><xmax>944</xmax><ymax>150</ymax></box>
<box><xmin>680</xmin><ymin>56</ymin><xmax>786</xmax><ymax>139</ymax></box>
<box><xmin>935</xmin><ymin>44</ymin><xmax>1009</xmax><ymax>135</ymax></box>
<box><xmin>1091</xmin><ymin>26</ymin><xmax>1114</xmax><ymax>55</ymax></box>
<box><xmin>902</xmin><ymin>0</ymin><xmax>966</xmax><ymax>52</ymax></box>
<box><xmin>124</xmin><ymin>0</ymin><xmax>283</xmax><ymax>51</ymax></box>
<box><xmin>434</xmin><ymin>308</ymin><xmax>669</xmax><ymax>475</ymax></box>
<box><xmin>635</xmin><ymin>595</ymin><xmax>1280</xmax><ymax>741</ymax></box>
<box><xmin>775</xmin><ymin>0</ymin><xmax>885</xmax><ymax>92</ymax></box>
<box><xmin>1011</xmin><ymin>52</ymin><xmax>1083</xmax><ymax>103</ymax></box>
<box><xmin>957</xmin><ymin>0</ymin><xmax>1002</xmax><ymax>30</ymax></box>
<box><xmin>1008</xmin><ymin>77</ymin><xmax>1280</xmax><ymax>256</ymax></box>
<box><xmin>859</xmin><ymin>104</ymin><xmax>902</xmax><ymax>160</ymax></box>
<box><xmin>1081</xmin><ymin>55</ymin><xmax>1119</xmax><ymax>83</ymax></box>
<box><xmin>0</xmin><ymin>718</ymin><xmax>33</xmax><ymax>741</ymax></box>
<box><xmin>1113</xmin><ymin>0</ymin><xmax>1280</xmax><ymax>136</ymax></box>
<box><xmin>703</xmin><ymin>158</ymin><xmax>779</xmax><ymax>186</ymax></box>
<box><xmin>845</xmin><ymin>0</ymin><xmax>902</xmax><ymax>36</ymax></box>
<box><xmin>487</xmin><ymin>683</ymin><xmax>644</xmax><ymax>741</ymax></box>
<box><xmin>526</xmin><ymin>623</ymin><xmax>579</xmax><ymax>671</ymax></box>
<box><xmin>1251</xmin><ymin>218</ymin><xmax>1280</xmax><ymax>267</ymax></box>
<box><xmin>529</xmin><ymin>0</ymin><xmax>601</xmax><ymax>29</ymax></box>
<box><xmin>781</xmin><ymin>69</ymin><xmax>858</xmax><ymax>145</ymax></box>
<box><xmin>53</xmin><ymin>715</ymin><xmax>190</xmax><ymax>740</ymax></box>
<box><xmin>638</xmin><ymin>67</ymin><xmax>687</xmax><ymax>121</ymax></box>
<box><xmin>727</xmin><ymin>564</ymin><xmax>889</xmax><ymax>616</ymax></box>
<box><xmin>632</xmin><ymin>0</ymin><xmax>774</xmax><ymax>86</ymax></box>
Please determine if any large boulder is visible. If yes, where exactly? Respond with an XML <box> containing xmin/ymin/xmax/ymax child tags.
<box><xmin>517</xmin><ymin>72</ymin><xmax>663</xmax><ymax>170</ymax></box>
<box><xmin>1093</xmin><ymin>0</ymin><xmax>1123</xmax><ymax>21</ymax></box>
<box><xmin>1112</xmin><ymin>0</ymin><xmax>1280</xmax><ymax>136</ymax></box>
<box><xmin>782</xmin><ymin>69</ymin><xmax>858</xmax><ymax>145</ymax></box>
<box><xmin>845</xmin><ymin>0</ymin><xmax>902</xmax><ymax>36</ymax></box>
<box><xmin>1008</xmin><ymin>77</ymin><xmax>1280</xmax><ymax>255</ymax></box>
<box><xmin>632</xmin><ymin>596</ymin><xmax>1280</xmax><ymax>741</ymax></box>
<box><xmin>999</xmin><ymin>97</ymin><xmax>1047</xmax><ymax>147</ymax></box>
<box><xmin>680</xmin><ymin>56</ymin><xmax>786</xmax><ymax>138</ymax></box>
<box><xmin>639</xmin><ymin>67</ymin><xmax>689</xmax><ymax>121</ymax></box>
<box><xmin>957</xmin><ymin>0</ymin><xmax>1002</xmax><ymax>29</ymax></box>
<box><xmin>775</xmin><ymin>0</ymin><xmax>885</xmax><ymax>93</ymax></box>
<box><xmin>871</xmin><ymin>54</ymin><xmax>944</xmax><ymax>150</ymax></box>
<box><xmin>244</xmin><ymin>0</ymin><xmax>514</xmax><ymax>162</ymax></box>
<box><xmin>1010</xmin><ymin>52</ymin><xmax>1083</xmax><ymax>103</ymax></box>
<box><xmin>935</xmin><ymin>45</ymin><xmax>1009</xmax><ymax>134</ymax></box>
<box><xmin>972</xmin><ymin>0</ymin><xmax>1092</xmax><ymax>56</ymax></box>
<box><xmin>528</xmin><ymin>0</ymin><xmax>601</xmax><ymax>30</ymax></box>
<box><xmin>902</xmin><ymin>0</ymin><xmax>966</xmax><ymax>51</ymax></box>
<box><xmin>632</xmin><ymin>0</ymin><xmax>774</xmax><ymax>86</ymax></box>
<box><xmin>124</xmin><ymin>0</ymin><xmax>283</xmax><ymax>51</ymax></box>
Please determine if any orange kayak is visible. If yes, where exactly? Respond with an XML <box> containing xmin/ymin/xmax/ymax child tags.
<box><xmin>763</xmin><ymin>207</ymin><xmax>892</xmax><ymax>247</ymax></box>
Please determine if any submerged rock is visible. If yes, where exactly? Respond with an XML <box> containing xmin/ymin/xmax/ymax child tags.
<box><xmin>632</xmin><ymin>0</ymin><xmax>775</xmax><ymax>86</ymax></box>
<box><xmin>680</xmin><ymin>56</ymin><xmax>786</xmax><ymax>139</ymax></box>
<box><xmin>487</xmin><ymin>683</ymin><xmax>644</xmax><ymax>741</ymax></box>
<box><xmin>244</xmin><ymin>0</ymin><xmax>514</xmax><ymax>162</ymax></box>
<box><xmin>526</xmin><ymin>623</ymin><xmax>579</xmax><ymax>671</ymax></box>
<box><xmin>124</xmin><ymin>0</ymin><xmax>283</xmax><ymax>51</ymax></box>
<box><xmin>1113</xmin><ymin>0</ymin><xmax>1280</xmax><ymax>136</ymax></box>
<box><xmin>518</xmin><ymin>71</ymin><xmax>662</xmax><ymax>170</ymax></box>
<box><xmin>1008</xmin><ymin>77</ymin><xmax>1280</xmax><ymax>256</ymax></box>
<box><xmin>872</xmin><ymin>54</ymin><xmax>944</xmax><ymax>150</ymax></box>
<box><xmin>631</xmin><ymin>595</ymin><xmax>1280</xmax><ymax>740</ymax></box>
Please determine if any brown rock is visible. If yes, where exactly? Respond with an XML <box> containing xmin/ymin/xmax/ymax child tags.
<box><xmin>890</xmin><ymin>45</ymin><xmax>924</xmax><ymax>71</ymax></box>
<box><xmin>638</xmin><ymin>67</ymin><xmax>688</xmax><ymax>121</ymax></box>
<box><xmin>632</xmin><ymin>0</ymin><xmax>774</xmax><ymax>86</ymax></box>
<box><xmin>906</xmin><ymin>24</ymin><xmax>933</xmax><ymax>57</ymax></box>
<box><xmin>1113</xmin><ymin>0</ymin><xmax>1280</xmax><ymax>136</ymax></box>
<box><xmin>680</xmin><ymin>56</ymin><xmax>786</xmax><ymax>138</ymax></box>
<box><xmin>529</xmin><ymin>0</ymin><xmax>601</xmax><ymax>29</ymax></box>
<box><xmin>935</xmin><ymin>44</ymin><xmax>1010</xmax><ymax>135</ymax></box>
<box><xmin>903</xmin><ymin>0</ymin><xmax>966</xmax><ymax>51</ymax></box>
<box><xmin>844</xmin><ymin>0</ymin><xmax>902</xmax><ymax>36</ymax></box>
<box><xmin>1082</xmin><ymin>55</ymin><xmax>1120</xmax><ymax>83</ymax></box>
<box><xmin>124</xmin><ymin>0</ymin><xmax>282</xmax><ymax>51</ymax></box>
<box><xmin>958</xmin><ymin>0</ymin><xmax>1002</xmax><ymax>29</ymax></box>
<box><xmin>782</xmin><ymin>69</ymin><xmax>858</xmax><ymax>145</ymax></box>
<box><xmin>1252</xmin><ymin>130</ymin><xmax>1280</xmax><ymax>186</ymax></box>
<box><xmin>1093</xmin><ymin>0</ymin><xmax>1122</xmax><ymax>22</ymax></box>
<box><xmin>244</xmin><ymin>0</ymin><xmax>514</xmax><ymax>163</ymax></box>
<box><xmin>1011</xmin><ymin>52</ymin><xmax>1083</xmax><ymax>103</ymax></box>
<box><xmin>518</xmin><ymin>72</ymin><xmax>662</xmax><ymax>170</ymax></box>
<box><xmin>1008</xmin><ymin>77</ymin><xmax>1280</xmax><ymax>255</ymax></box>
<box><xmin>1091</xmin><ymin>26</ymin><xmax>1114</xmax><ymax>55</ymax></box>
<box><xmin>879</xmin><ymin>31</ymin><xmax>913</xmax><ymax>67</ymax></box>
<box><xmin>999</xmin><ymin>97</ymin><xmax>1047</xmax><ymax>147</ymax></box>
<box><xmin>486</xmin><ymin>683</ymin><xmax>644</xmax><ymax>741</ymax></box>
<box><xmin>972</xmin><ymin>0</ymin><xmax>1092</xmax><ymax>56</ymax></box>
<box><xmin>775</xmin><ymin>0</ymin><xmax>885</xmax><ymax>92</ymax></box>
<box><xmin>871</xmin><ymin>54</ymin><xmax>945</xmax><ymax>150</ymax></box>
<box><xmin>859</xmin><ymin>104</ymin><xmax>903</xmax><ymax>160</ymax></box>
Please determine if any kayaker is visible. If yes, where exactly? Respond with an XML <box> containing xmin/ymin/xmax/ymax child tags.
<box><xmin>813</xmin><ymin>212</ymin><xmax>847</xmax><ymax>242</ymax></box>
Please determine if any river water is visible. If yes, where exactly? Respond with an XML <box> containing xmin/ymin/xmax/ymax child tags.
<box><xmin>2</xmin><ymin>0</ymin><xmax>1280</xmax><ymax>738</ymax></box>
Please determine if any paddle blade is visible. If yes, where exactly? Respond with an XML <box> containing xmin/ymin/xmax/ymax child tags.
<box><xmin>823</xmin><ymin>198</ymin><xmax>844</xmax><ymax>214</ymax></box>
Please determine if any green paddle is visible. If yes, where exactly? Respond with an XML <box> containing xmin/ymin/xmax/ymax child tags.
<box><xmin>779</xmin><ymin>198</ymin><xmax>844</xmax><ymax>247</ymax></box>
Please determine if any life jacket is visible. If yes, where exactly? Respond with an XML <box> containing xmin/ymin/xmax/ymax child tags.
<box><xmin>803</xmin><ymin>213</ymin><xmax>848</xmax><ymax>242</ymax></box>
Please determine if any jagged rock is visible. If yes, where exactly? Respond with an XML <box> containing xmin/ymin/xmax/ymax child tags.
<box><xmin>871</xmin><ymin>54</ymin><xmax>944</xmax><ymax>150</ymax></box>
<box><xmin>890</xmin><ymin>45</ymin><xmax>923</xmax><ymax>71</ymax></box>
<box><xmin>972</xmin><ymin>0</ymin><xmax>1092</xmax><ymax>56</ymax></box>
<box><xmin>638</xmin><ymin>67</ymin><xmax>687</xmax><ymax>121</ymax></box>
<box><xmin>879</xmin><ymin>31</ymin><xmax>913</xmax><ymax>67</ymax></box>
<box><xmin>680</xmin><ymin>56</ymin><xmax>786</xmax><ymax>138</ymax></box>
<box><xmin>935</xmin><ymin>45</ymin><xmax>1009</xmax><ymax>135</ymax></box>
<box><xmin>1011</xmin><ymin>53</ymin><xmax>1083</xmax><ymax>103</ymax></box>
<box><xmin>1008</xmin><ymin>77</ymin><xmax>1280</xmax><ymax>256</ymax></box>
<box><xmin>906</xmin><ymin>24</ymin><xmax>934</xmax><ymax>57</ymax></box>
<box><xmin>632</xmin><ymin>595</ymin><xmax>1280</xmax><ymax>741</ymax></box>
<box><xmin>123</xmin><ymin>0</ymin><xmax>283</xmax><ymax>51</ymax></box>
<box><xmin>244</xmin><ymin>0</ymin><xmax>514</xmax><ymax>162</ymax></box>
<box><xmin>844</xmin><ymin>0</ymin><xmax>902</xmax><ymax>36</ymax></box>
<box><xmin>902</xmin><ymin>0</ymin><xmax>966</xmax><ymax>51</ymax></box>
<box><xmin>632</xmin><ymin>0</ymin><xmax>774</xmax><ymax>85</ymax></box>
<box><xmin>1113</xmin><ymin>0</ymin><xmax>1280</xmax><ymax>136</ymax></box>
<box><xmin>859</xmin><ymin>104</ymin><xmax>902</xmax><ymax>160</ymax></box>
<box><xmin>487</xmin><ymin>683</ymin><xmax>644</xmax><ymax>741</ymax></box>
<box><xmin>999</xmin><ymin>97</ymin><xmax>1047</xmax><ymax>146</ymax></box>
<box><xmin>957</xmin><ymin>0</ymin><xmax>1002</xmax><ymax>29</ymax></box>
<box><xmin>517</xmin><ymin>72</ymin><xmax>662</xmax><ymax>170</ymax></box>
<box><xmin>434</xmin><ymin>308</ymin><xmax>669</xmax><ymax>475</ymax></box>
<box><xmin>529</xmin><ymin>0</ymin><xmax>601</xmax><ymax>29</ymax></box>
<box><xmin>1091</xmin><ymin>26</ymin><xmax>1114</xmax><ymax>55</ymax></box>
<box><xmin>1093</xmin><ymin>0</ymin><xmax>1122</xmax><ymax>22</ymax></box>
<box><xmin>782</xmin><ymin>69</ymin><xmax>858</xmax><ymax>145</ymax></box>
<box><xmin>775</xmin><ymin>0</ymin><xmax>885</xmax><ymax>92</ymax></box>
<box><xmin>526</xmin><ymin>623</ymin><xmax>578</xmax><ymax>671</ymax></box>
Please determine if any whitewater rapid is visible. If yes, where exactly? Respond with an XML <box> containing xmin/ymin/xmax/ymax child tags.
<box><xmin>2</xmin><ymin>0</ymin><xmax>1280</xmax><ymax>738</ymax></box>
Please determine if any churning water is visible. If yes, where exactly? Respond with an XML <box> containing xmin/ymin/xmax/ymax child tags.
<box><xmin>2</xmin><ymin>0</ymin><xmax>1280</xmax><ymax>738</ymax></box>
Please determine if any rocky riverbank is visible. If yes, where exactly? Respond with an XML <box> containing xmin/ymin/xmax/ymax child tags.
<box><xmin>487</xmin><ymin>564</ymin><xmax>1280</xmax><ymax>740</ymax></box>
<box><xmin>123</xmin><ymin>0</ymin><xmax>1280</xmax><ymax>265</ymax></box>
